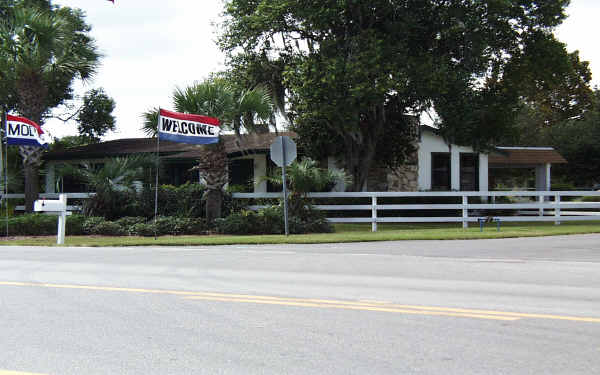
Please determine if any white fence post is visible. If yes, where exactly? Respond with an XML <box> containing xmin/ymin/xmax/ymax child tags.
<box><xmin>554</xmin><ymin>192</ymin><xmax>561</xmax><ymax>225</ymax></box>
<box><xmin>372</xmin><ymin>196</ymin><xmax>377</xmax><ymax>232</ymax></box>
<box><xmin>538</xmin><ymin>194</ymin><xmax>544</xmax><ymax>217</ymax></box>
<box><xmin>57</xmin><ymin>194</ymin><xmax>67</xmax><ymax>245</ymax></box>
<box><xmin>462</xmin><ymin>195</ymin><xmax>468</xmax><ymax>229</ymax></box>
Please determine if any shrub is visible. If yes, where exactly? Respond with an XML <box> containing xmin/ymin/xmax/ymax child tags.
<box><xmin>83</xmin><ymin>217</ymin><xmax>124</xmax><ymax>236</ymax></box>
<box><xmin>0</xmin><ymin>214</ymin><xmax>86</xmax><ymax>236</ymax></box>
<box><xmin>1</xmin><ymin>214</ymin><xmax>57</xmax><ymax>236</ymax></box>
<box><xmin>214</xmin><ymin>210</ymin><xmax>260</xmax><ymax>235</ymax></box>
<box><xmin>215</xmin><ymin>205</ymin><xmax>332</xmax><ymax>235</ymax></box>
<box><xmin>66</xmin><ymin>214</ymin><xmax>86</xmax><ymax>235</ymax></box>
<box><xmin>138</xmin><ymin>183</ymin><xmax>206</xmax><ymax>218</ymax></box>
<box><xmin>115</xmin><ymin>216</ymin><xmax>146</xmax><ymax>227</ymax></box>
<box><xmin>581</xmin><ymin>195</ymin><xmax>600</xmax><ymax>202</ymax></box>
<box><xmin>126</xmin><ymin>217</ymin><xmax>207</xmax><ymax>236</ymax></box>
<box><xmin>82</xmin><ymin>217</ymin><xmax>105</xmax><ymax>234</ymax></box>
<box><xmin>154</xmin><ymin>216</ymin><xmax>206</xmax><ymax>235</ymax></box>
<box><xmin>129</xmin><ymin>222</ymin><xmax>157</xmax><ymax>237</ymax></box>
<box><xmin>83</xmin><ymin>190</ymin><xmax>140</xmax><ymax>220</ymax></box>
<box><xmin>552</xmin><ymin>181</ymin><xmax>577</xmax><ymax>191</ymax></box>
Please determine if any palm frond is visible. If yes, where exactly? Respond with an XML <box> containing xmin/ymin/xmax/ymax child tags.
<box><xmin>141</xmin><ymin>107</ymin><xmax>159</xmax><ymax>137</ymax></box>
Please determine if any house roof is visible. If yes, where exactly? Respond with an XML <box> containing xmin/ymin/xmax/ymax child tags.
<box><xmin>489</xmin><ymin>147</ymin><xmax>567</xmax><ymax>165</ymax></box>
<box><xmin>44</xmin><ymin>132</ymin><xmax>298</xmax><ymax>161</ymax></box>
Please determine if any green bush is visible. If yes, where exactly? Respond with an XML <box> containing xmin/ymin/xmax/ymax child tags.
<box><xmin>214</xmin><ymin>210</ymin><xmax>260</xmax><ymax>235</ymax></box>
<box><xmin>83</xmin><ymin>217</ymin><xmax>124</xmax><ymax>236</ymax></box>
<box><xmin>1</xmin><ymin>214</ymin><xmax>57</xmax><ymax>236</ymax></box>
<box><xmin>215</xmin><ymin>205</ymin><xmax>332</xmax><ymax>235</ymax></box>
<box><xmin>0</xmin><ymin>214</ymin><xmax>207</xmax><ymax>237</ymax></box>
<box><xmin>82</xmin><ymin>217</ymin><xmax>105</xmax><ymax>233</ymax></box>
<box><xmin>83</xmin><ymin>190</ymin><xmax>140</xmax><ymax>220</ymax></box>
<box><xmin>129</xmin><ymin>222</ymin><xmax>157</xmax><ymax>237</ymax></box>
<box><xmin>581</xmin><ymin>195</ymin><xmax>600</xmax><ymax>202</ymax></box>
<box><xmin>125</xmin><ymin>217</ymin><xmax>207</xmax><ymax>236</ymax></box>
<box><xmin>153</xmin><ymin>216</ymin><xmax>207</xmax><ymax>235</ymax></box>
<box><xmin>115</xmin><ymin>216</ymin><xmax>146</xmax><ymax>227</ymax></box>
<box><xmin>92</xmin><ymin>221</ymin><xmax>125</xmax><ymax>236</ymax></box>
<box><xmin>552</xmin><ymin>181</ymin><xmax>577</xmax><ymax>191</ymax></box>
<box><xmin>139</xmin><ymin>183</ymin><xmax>206</xmax><ymax>218</ymax></box>
<box><xmin>66</xmin><ymin>214</ymin><xmax>86</xmax><ymax>235</ymax></box>
<box><xmin>0</xmin><ymin>214</ymin><xmax>86</xmax><ymax>236</ymax></box>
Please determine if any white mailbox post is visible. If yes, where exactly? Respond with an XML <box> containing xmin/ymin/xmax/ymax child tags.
<box><xmin>34</xmin><ymin>194</ymin><xmax>70</xmax><ymax>245</ymax></box>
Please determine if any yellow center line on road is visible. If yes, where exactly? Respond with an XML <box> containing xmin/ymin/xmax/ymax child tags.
<box><xmin>182</xmin><ymin>295</ymin><xmax>519</xmax><ymax>321</ymax></box>
<box><xmin>2</xmin><ymin>280</ymin><xmax>600</xmax><ymax>323</ymax></box>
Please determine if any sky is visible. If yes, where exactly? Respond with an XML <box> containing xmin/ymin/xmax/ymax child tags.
<box><xmin>46</xmin><ymin>0</ymin><xmax>600</xmax><ymax>141</ymax></box>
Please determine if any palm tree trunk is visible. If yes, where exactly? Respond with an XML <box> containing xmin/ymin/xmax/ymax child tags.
<box><xmin>19</xmin><ymin>146</ymin><xmax>43</xmax><ymax>212</ymax></box>
<box><xmin>197</xmin><ymin>139</ymin><xmax>228</xmax><ymax>223</ymax></box>
<box><xmin>24</xmin><ymin>162</ymin><xmax>40</xmax><ymax>212</ymax></box>
<box><xmin>205</xmin><ymin>189</ymin><xmax>222</xmax><ymax>222</ymax></box>
<box><xmin>16</xmin><ymin>73</ymin><xmax>47</xmax><ymax>213</ymax></box>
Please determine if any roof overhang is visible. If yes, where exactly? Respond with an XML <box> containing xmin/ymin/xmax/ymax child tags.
<box><xmin>489</xmin><ymin>147</ymin><xmax>567</xmax><ymax>166</ymax></box>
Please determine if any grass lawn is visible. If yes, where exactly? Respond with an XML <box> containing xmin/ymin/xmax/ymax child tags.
<box><xmin>1</xmin><ymin>221</ymin><xmax>599</xmax><ymax>247</ymax></box>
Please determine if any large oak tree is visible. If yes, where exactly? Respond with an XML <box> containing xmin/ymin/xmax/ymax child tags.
<box><xmin>219</xmin><ymin>0</ymin><xmax>591</xmax><ymax>191</ymax></box>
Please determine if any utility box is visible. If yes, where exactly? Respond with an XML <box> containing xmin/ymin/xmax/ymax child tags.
<box><xmin>33</xmin><ymin>194</ymin><xmax>69</xmax><ymax>245</ymax></box>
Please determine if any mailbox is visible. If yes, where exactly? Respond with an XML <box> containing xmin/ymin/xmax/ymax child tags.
<box><xmin>34</xmin><ymin>199</ymin><xmax>67</xmax><ymax>212</ymax></box>
<box><xmin>33</xmin><ymin>194</ymin><xmax>69</xmax><ymax>245</ymax></box>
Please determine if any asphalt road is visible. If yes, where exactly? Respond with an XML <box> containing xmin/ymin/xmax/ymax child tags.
<box><xmin>0</xmin><ymin>234</ymin><xmax>599</xmax><ymax>374</ymax></box>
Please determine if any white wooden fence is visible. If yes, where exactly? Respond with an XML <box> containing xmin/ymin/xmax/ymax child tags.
<box><xmin>5</xmin><ymin>191</ymin><xmax>600</xmax><ymax>232</ymax></box>
<box><xmin>4</xmin><ymin>193</ymin><xmax>94</xmax><ymax>212</ymax></box>
<box><xmin>232</xmin><ymin>191</ymin><xmax>600</xmax><ymax>232</ymax></box>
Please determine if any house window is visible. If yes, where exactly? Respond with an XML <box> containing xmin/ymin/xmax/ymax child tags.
<box><xmin>266</xmin><ymin>158</ymin><xmax>281</xmax><ymax>192</ymax></box>
<box><xmin>460</xmin><ymin>153</ymin><xmax>479</xmax><ymax>191</ymax></box>
<box><xmin>431</xmin><ymin>153</ymin><xmax>451</xmax><ymax>190</ymax></box>
<box><xmin>229</xmin><ymin>158</ymin><xmax>254</xmax><ymax>192</ymax></box>
<box><xmin>164</xmin><ymin>162</ymin><xmax>197</xmax><ymax>186</ymax></box>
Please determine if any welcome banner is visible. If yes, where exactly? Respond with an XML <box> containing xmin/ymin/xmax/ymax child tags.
<box><xmin>6</xmin><ymin>115</ymin><xmax>49</xmax><ymax>148</ymax></box>
<box><xmin>158</xmin><ymin>109</ymin><xmax>220</xmax><ymax>145</ymax></box>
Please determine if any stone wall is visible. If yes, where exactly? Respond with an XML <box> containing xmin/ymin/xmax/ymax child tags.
<box><xmin>387</xmin><ymin>164</ymin><xmax>419</xmax><ymax>191</ymax></box>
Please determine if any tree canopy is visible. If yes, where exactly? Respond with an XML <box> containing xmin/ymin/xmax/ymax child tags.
<box><xmin>0</xmin><ymin>0</ymin><xmax>101</xmax><ymax>210</ymax></box>
<box><xmin>219</xmin><ymin>0</ymin><xmax>592</xmax><ymax>190</ymax></box>
<box><xmin>77</xmin><ymin>88</ymin><xmax>116</xmax><ymax>142</ymax></box>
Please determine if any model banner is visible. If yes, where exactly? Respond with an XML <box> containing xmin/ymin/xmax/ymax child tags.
<box><xmin>6</xmin><ymin>115</ymin><xmax>49</xmax><ymax>148</ymax></box>
<box><xmin>158</xmin><ymin>109</ymin><xmax>220</xmax><ymax>145</ymax></box>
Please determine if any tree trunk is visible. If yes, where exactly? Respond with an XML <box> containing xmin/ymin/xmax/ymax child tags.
<box><xmin>343</xmin><ymin>105</ymin><xmax>385</xmax><ymax>191</ymax></box>
<box><xmin>24</xmin><ymin>164</ymin><xmax>39</xmax><ymax>212</ymax></box>
<box><xmin>16</xmin><ymin>73</ymin><xmax>47</xmax><ymax>212</ymax></box>
<box><xmin>19</xmin><ymin>146</ymin><xmax>44</xmax><ymax>212</ymax></box>
<box><xmin>197</xmin><ymin>139</ymin><xmax>228</xmax><ymax>223</ymax></box>
<box><xmin>205</xmin><ymin>189</ymin><xmax>222</xmax><ymax>222</ymax></box>
<box><xmin>343</xmin><ymin>131</ymin><xmax>378</xmax><ymax>191</ymax></box>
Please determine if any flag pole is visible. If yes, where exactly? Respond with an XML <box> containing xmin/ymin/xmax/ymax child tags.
<box><xmin>154</xmin><ymin>109</ymin><xmax>160</xmax><ymax>240</ymax></box>
<box><xmin>1</xmin><ymin>108</ymin><xmax>8</xmax><ymax>237</ymax></box>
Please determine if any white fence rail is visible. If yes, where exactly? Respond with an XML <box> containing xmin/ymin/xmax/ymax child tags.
<box><xmin>232</xmin><ymin>191</ymin><xmax>600</xmax><ymax>232</ymax></box>
<box><xmin>4</xmin><ymin>191</ymin><xmax>600</xmax><ymax>232</ymax></box>
<box><xmin>3</xmin><ymin>193</ymin><xmax>94</xmax><ymax>212</ymax></box>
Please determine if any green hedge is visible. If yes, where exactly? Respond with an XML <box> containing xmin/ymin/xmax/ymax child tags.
<box><xmin>83</xmin><ymin>183</ymin><xmax>207</xmax><ymax>220</ymax></box>
<box><xmin>0</xmin><ymin>214</ymin><xmax>208</xmax><ymax>237</ymax></box>
<box><xmin>0</xmin><ymin>214</ymin><xmax>86</xmax><ymax>236</ymax></box>
<box><xmin>215</xmin><ymin>205</ymin><xmax>332</xmax><ymax>235</ymax></box>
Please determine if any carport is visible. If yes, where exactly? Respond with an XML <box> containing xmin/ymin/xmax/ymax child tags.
<box><xmin>488</xmin><ymin>147</ymin><xmax>567</xmax><ymax>191</ymax></box>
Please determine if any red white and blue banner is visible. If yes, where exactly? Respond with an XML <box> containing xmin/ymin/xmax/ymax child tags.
<box><xmin>6</xmin><ymin>115</ymin><xmax>49</xmax><ymax>148</ymax></box>
<box><xmin>158</xmin><ymin>109</ymin><xmax>220</xmax><ymax>145</ymax></box>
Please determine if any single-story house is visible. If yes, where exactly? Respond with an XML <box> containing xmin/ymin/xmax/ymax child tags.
<box><xmin>43</xmin><ymin>127</ymin><xmax>566</xmax><ymax>193</ymax></box>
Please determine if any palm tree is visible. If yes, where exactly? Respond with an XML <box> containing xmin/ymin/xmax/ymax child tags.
<box><xmin>141</xmin><ymin>107</ymin><xmax>160</xmax><ymax>137</ymax></box>
<box><xmin>171</xmin><ymin>78</ymin><xmax>274</xmax><ymax>221</ymax></box>
<box><xmin>58</xmin><ymin>154</ymin><xmax>155</xmax><ymax>219</ymax></box>
<box><xmin>0</xmin><ymin>4</ymin><xmax>100</xmax><ymax>211</ymax></box>
<box><xmin>263</xmin><ymin>158</ymin><xmax>349</xmax><ymax>214</ymax></box>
